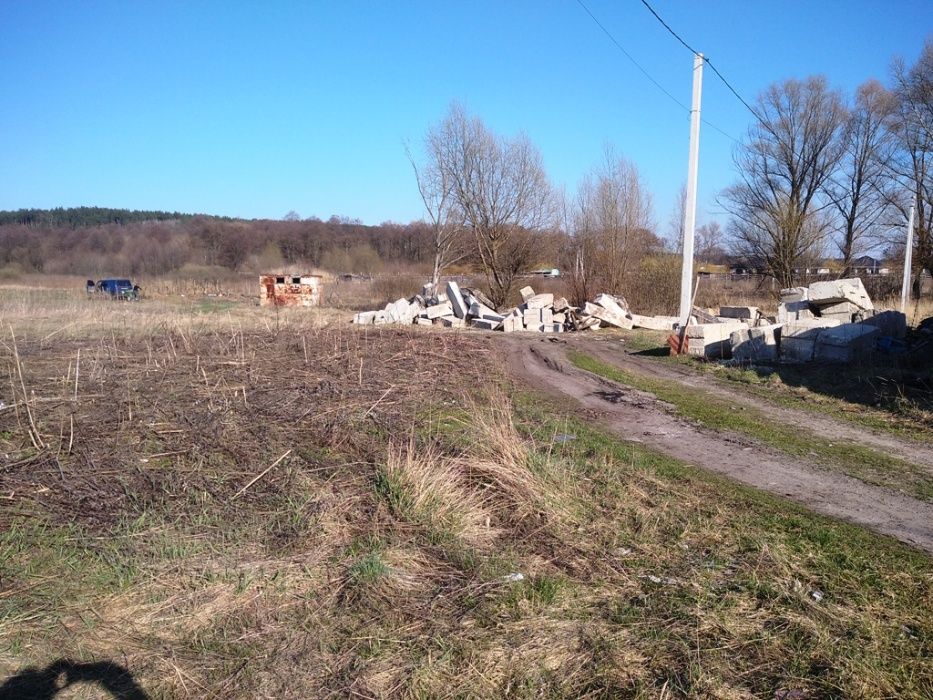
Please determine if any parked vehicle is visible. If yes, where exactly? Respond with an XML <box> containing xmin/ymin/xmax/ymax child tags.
<box><xmin>88</xmin><ymin>279</ymin><xmax>140</xmax><ymax>300</ymax></box>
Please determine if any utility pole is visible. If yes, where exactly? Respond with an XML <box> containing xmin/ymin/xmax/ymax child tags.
<box><xmin>900</xmin><ymin>202</ymin><xmax>915</xmax><ymax>314</ymax></box>
<box><xmin>679</xmin><ymin>53</ymin><xmax>703</xmax><ymax>326</ymax></box>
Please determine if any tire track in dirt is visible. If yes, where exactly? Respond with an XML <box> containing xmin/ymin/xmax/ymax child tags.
<box><xmin>502</xmin><ymin>336</ymin><xmax>933</xmax><ymax>555</ymax></box>
<box><xmin>572</xmin><ymin>335</ymin><xmax>933</xmax><ymax>473</ymax></box>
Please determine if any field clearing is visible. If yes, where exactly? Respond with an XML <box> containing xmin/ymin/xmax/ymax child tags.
<box><xmin>0</xmin><ymin>289</ymin><xmax>930</xmax><ymax>698</ymax></box>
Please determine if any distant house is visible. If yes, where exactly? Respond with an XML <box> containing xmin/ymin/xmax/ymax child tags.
<box><xmin>850</xmin><ymin>255</ymin><xmax>888</xmax><ymax>275</ymax></box>
<box><xmin>259</xmin><ymin>274</ymin><xmax>323</xmax><ymax>307</ymax></box>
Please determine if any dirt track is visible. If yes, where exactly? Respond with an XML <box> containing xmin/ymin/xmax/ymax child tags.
<box><xmin>502</xmin><ymin>335</ymin><xmax>933</xmax><ymax>555</ymax></box>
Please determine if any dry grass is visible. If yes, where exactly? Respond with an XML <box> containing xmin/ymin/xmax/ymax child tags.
<box><xmin>0</xmin><ymin>286</ymin><xmax>930</xmax><ymax>698</ymax></box>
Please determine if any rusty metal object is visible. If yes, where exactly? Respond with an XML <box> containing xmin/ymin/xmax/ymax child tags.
<box><xmin>259</xmin><ymin>274</ymin><xmax>322</xmax><ymax>307</ymax></box>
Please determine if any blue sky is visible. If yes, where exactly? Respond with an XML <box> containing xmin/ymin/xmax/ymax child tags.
<box><xmin>1</xmin><ymin>1</ymin><xmax>931</xmax><ymax>231</ymax></box>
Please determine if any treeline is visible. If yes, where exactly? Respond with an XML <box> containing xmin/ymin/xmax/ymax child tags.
<box><xmin>0</xmin><ymin>207</ymin><xmax>202</xmax><ymax>228</ymax></box>
<box><xmin>0</xmin><ymin>213</ymin><xmax>441</xmax><ymax>277</ymax></box>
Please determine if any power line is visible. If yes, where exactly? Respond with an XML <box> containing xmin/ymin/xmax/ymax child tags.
<box><xmin>574</xmin><ymin>0</ymin><xmax>739</xmax><ymax>142</ymax></box>
<box><xmin>638</xmin><ymin>0</ymin><xmax>759</xmax><ymax>120</ymax></box>
<box><xmin>638</xmin><ymin>0</ymin><xmax>699</xmax><ymax>55</ymax></box>
<box><xmin>575</xmin><ymin>0</ymin><xmax>689</xmax><ymax>112</ymax></box>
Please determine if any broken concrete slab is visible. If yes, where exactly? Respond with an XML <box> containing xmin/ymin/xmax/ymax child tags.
<box><xmin>439</xmin><ymin>316</ymin><xmax>465</xmax><ymax>328</ymax></box>
<box><xmin>414</xmin><ymin>317</ymin><xmax>433</xmax><ymax>326</ymax></box>
<box><xmin>446</xmin><ymin>280</ymin><xmax>468</xmax><ymax>319</ymax></box>
<box><xmin>552</xmin><ymin>296</ymin><xmax>570</xmax><ymax>312</ymax></box>
<box><xmin>594</xmin><ymin>293</ymin><xmax>629</xmax><ymax>317</ymax></box>
<box><xmin>585</xmin><ymin>301</ymin><xmax>633</xmax><ymax>330</ymax></box>
<box><xmin>808</xmin><ymin>277</ymin><xmax>874</xmax><ymax>310</ymax></box>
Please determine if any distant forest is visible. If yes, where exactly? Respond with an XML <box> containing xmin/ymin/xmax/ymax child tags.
<box><xmin>0</xmin><ymin>207</ymin><xmax>448</xmax><ymax>277</ymax></box>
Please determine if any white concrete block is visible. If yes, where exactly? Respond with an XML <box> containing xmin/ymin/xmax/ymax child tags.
<box><xmin>426</xmin><ymin>302</ymin><xmax>453</xmax><ymax>319</ymax></box>
<box><xmin>446</xmin><ymin>280</ymin><xmax>468</xmax><ymax>319</ymax></box>
<box><xmin>594</xmin><ymin>293</ymin><xmax>629</xmax><ymax>317</ymax></box>
<box><xmin>519</xmin><ymin>286</ymin><xmax>535</xmax><ymax>302</ymax></box>
<box><xmin>415</xmin><ymin>317</ymin><xmax>433</xmax><ymax>326</ymax></box>
<box><xmin>526</xmin><ymin>293</ymin><xmax>554</xmax><ymax>309</ymax></box>
<box><xmin>439</xmin><ymin>316</ymin><xmax>464</xmax><ymax>328</ymax></box>
<box><xmin>684</xmin><ymin>322</ymin><xmax>746</xmax><ymax>358</ymax></box>
<box><xmin>630</xmin><ymin>314</ymin><xmax>679</xmax><ymax>331</ymax></box>
<box><xmin>352</xmin><ymin>311</ymin><xmax>377</xmax><ymax>324</ymax></box>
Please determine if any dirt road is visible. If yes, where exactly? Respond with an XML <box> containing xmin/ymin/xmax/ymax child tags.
<box><xmin>503</xmin><ymin>335</ymin><xmax>933</xmax><ymax>555</ymax></box>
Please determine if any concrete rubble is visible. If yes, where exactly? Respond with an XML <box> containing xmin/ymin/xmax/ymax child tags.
<box><xmin>722</xmin><ymin>277</ymin><xmax>906</xmax><ymax>364</ymax></box>
<box><xmin>351</xmin><ymin>282</ymin><xmax>682</xmax><ymax>335</ymax></box>
<box><xmin>351</xmin><ymin>275</ymin><xmax>908</xmax><ymax>366</ymax></box>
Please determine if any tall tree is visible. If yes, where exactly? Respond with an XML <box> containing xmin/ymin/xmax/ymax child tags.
<box><xmin>825</xmin><ymin>80</ymin><xmax>895</xmax><ymax>274</ymax></box>
<box><xmin>722</xmin><ymin>77</ymin><xmax>847</xmax><ymax>286</ymax></box>
<box><xmin>406</xmin><ymin>141</ymin><xmax>467</xmax><ymax>290</ymax></box>
<box><xmin>570</xmin><ymin>149</ymin><xmax>655</xmax><ymax>301</ymax></box>
<box><xmin>426</xmin><ymin>103</ymin><xmax>552</xmax><ymax>308</ymax></box>
<box><xmin>886</xmin><ymin>40</ymin><xmax>933</xmax><ymax>293</ymax></box>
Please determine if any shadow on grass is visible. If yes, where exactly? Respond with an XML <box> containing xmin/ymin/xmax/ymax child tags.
<box><xmin>757</xmin><ymin>356</ymin><xmax>932</xmax><ymax>415</ymax></box>
<box><xmin>631</xmin><ymin>346</ymin><xmax>671</xmax><ymax>358</ymax></box>
<box><xmin>0</xmin><ymin>660</ymin><xmax>147</xmax><ymax>700</ymax></box>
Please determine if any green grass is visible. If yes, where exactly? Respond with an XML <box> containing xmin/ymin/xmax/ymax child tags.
<box><xmin>569</xmin><ymin>349</ymin><xmax>933</xmax><ymax>502</ymax></box>
<box><xmin>507</xmin><ymin>392</ymin><xmax>932</xmax><ymax>698</ymax></box>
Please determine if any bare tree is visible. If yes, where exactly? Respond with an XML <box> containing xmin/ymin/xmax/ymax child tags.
<box><xmin>406</xmin><ymin>142</ymin><xmax>467</xmax><ymax>289</ymax></box>
<box><xmin>885</xmin><ymin>40</ymin><xmax>933</xmax><ymax>293</ymax></box>
<box><xmin>695</xmin><ymin>221</ymin><xmax>726</xmax><ymax>263</ymax></box>
<box><xmin>824</xmin><ymin>80</ymin><xmax>896</xmax><ymax>274</ymax></box>
<box><xmin>722</xmin><ymin>77</ymin><xmax>846</xmax><ymax>287</ymax></box>
<box><xmin>570</xmin><ymin>148</ymin><xmax>656</xmax><ymax>300</ymax></box>
<box><xmin>427</xmin><ymin>103</ymin><xmax>552</xmax><ymax>308</ymax></box>
<box><xmin>667</xmin><ymin>183</ymin><xmax>686</xmax><ymax>253</ymax></box>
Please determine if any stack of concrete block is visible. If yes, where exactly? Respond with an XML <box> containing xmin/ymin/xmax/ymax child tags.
<box><xmin>723</xmin><ymin>277</ymin><xmax>908</xmax><ymax>364</ymax></box>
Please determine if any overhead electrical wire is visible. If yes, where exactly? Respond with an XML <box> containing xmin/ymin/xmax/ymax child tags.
<box><xmin>574</xmin><ymin>0</ymin><xmax>690</xmax><ymax>112</ymax></box>
<box><xmin>638</xmin><ymin>0</ymin><xmax>760</xmax><ymax>121</ymax></box>
<box><xmin>574</xmin><ymin>0</ymin><xmax>740</xmax><ymax>143</ymax></box>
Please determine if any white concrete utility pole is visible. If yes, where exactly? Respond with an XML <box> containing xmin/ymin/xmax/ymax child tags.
<box><xmin>679</xmin><ymin>53</ymin><xmax>703</xmax><ymax>326</ymax></box>
<box><xmin>900</xmin><ymin>202</ymin><xmax>916</xmax><ymax>314</ymax></box>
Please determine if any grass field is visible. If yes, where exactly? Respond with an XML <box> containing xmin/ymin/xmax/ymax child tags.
<box><xmin>0</xmin><ymin>291</ymin><xmax>931</xmax><ymax>698</ymax></box>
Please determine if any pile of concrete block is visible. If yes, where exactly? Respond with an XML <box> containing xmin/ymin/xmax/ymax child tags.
<box><xmin>352</xmin><ymin>281</ymin><xmax>686</xmax><ymax>335</ymax></box>
<box><xmin>724</xmin><ymin>277</ymin><xmax>906</xmax><ymax>364</ymax></box>
<box><xmin>352</xmin><ymin>281</ymin><xmax>567</xmax><ymax>333</ymax></box>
